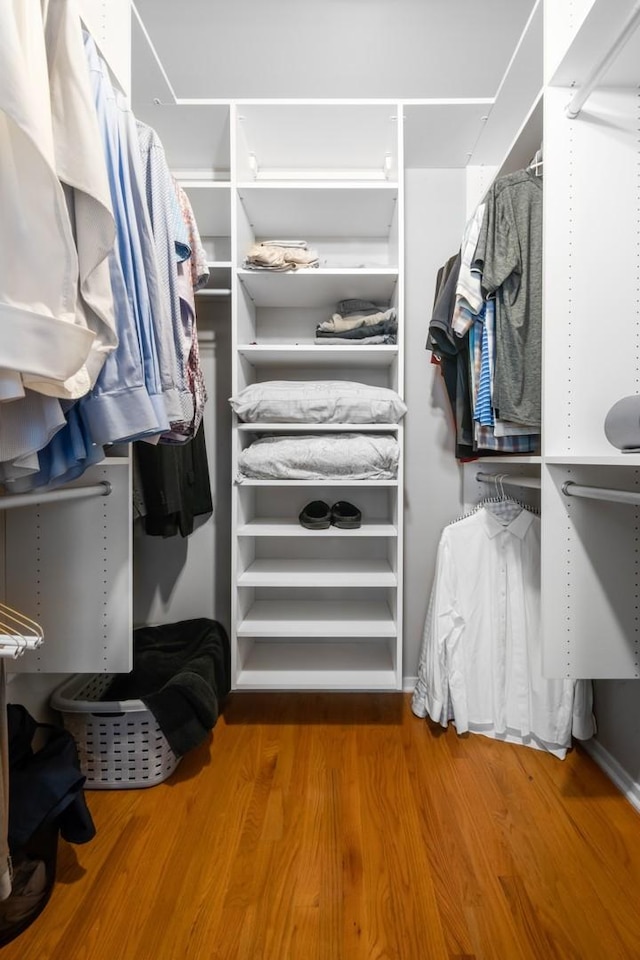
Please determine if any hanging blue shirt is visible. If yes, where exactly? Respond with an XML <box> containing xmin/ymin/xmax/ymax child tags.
<box><xmin>79</xmin><ymin>33</ymin><xmax>169</xmax><ymax>445</ymax></box>
<box><xmin>137</xmin><ymin>121</ymin><xmax>194</xmax><ymax>431</ymax></box>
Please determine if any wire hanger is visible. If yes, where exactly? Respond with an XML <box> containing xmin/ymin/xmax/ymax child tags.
<box><xmin>528</xmin><ymin>145</ymin><xmax>543</xmax><ymax>177</ymax></box>
<box><xmin>450</xmin><ymin>472</ymin><xmax>540</xmax><ymax>527</ymax></box>
<box><xmin>0</xmin><ymin>602</ymin><xmax>44</xmax><ymax>658</ymax></box>
<box><xmin>479</xmin><ymin>473</ymin><xmax>540</xmax><ymax>521</ymax></box>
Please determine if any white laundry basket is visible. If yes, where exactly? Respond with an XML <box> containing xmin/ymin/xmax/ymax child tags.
<box><xmin>50</xmin><ymin>674</ymin><xmax>181</xmax><ymax>789</ymax></box>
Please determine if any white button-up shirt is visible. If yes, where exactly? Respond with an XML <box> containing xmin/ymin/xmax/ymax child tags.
<box><xmin>0</xmin><ymin>0</ymin><xmax>95</xmax><ymax>391</ymax></box>
<box><xmin>412</xmin><ymin>506</ymin><xmax>594</xmax><ymax>759</ymax></box>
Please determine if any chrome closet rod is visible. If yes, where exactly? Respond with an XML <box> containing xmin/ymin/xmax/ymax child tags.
<box><xmin>565</xmin><ymin>0</ymin><xmax>640</xmax><ymax>118</ymax></box>
<box><xmin>0</xmin><ymin>480</ymin><xmax>112</xmax><ymax>512</ymax></box>
<box><xmin>562</xmin><ymin>481</ymin><xmax>640</xmax><ymax>505</ymax></box>
<box><xmin>476</xmin><ymin>471</ymin><xmax>542</xmax><ymax>491</ymax></box>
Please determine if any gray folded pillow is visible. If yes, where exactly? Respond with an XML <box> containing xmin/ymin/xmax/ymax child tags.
<box><xmin>229</xmin><ymin>380</ymin><xmax>407</xmax><ymax>423</ymax></box>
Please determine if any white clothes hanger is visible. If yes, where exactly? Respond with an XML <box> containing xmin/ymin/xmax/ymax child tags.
<box><xmin>0</xmin><ymin>602</ymin><xmax>44</xmax><ymax>659</ymax></box>
<box><xmin>528</xmin><ymin>146</ymin><xmax>543</xmax><ymax>177</ymax></box>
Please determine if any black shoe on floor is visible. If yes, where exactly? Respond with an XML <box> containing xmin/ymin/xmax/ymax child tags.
<box><xmin>298</xmin><ymin>500</ymin><xmax>331</xmax><ymax>529</ymax></box>
<box><xmin>331</xmin><ymin>501</ymin><xmax>361</xmax><ymax>529</ymax></box>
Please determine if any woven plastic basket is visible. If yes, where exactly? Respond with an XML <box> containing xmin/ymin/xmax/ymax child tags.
<box><xmin>50</xmin><ymin>674</ymin><xmax>180</xmax><ymax>790</ymax></box>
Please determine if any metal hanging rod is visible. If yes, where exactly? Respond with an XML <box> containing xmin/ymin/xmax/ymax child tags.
<box><xmin>476</xmin><ymin>471</ymin><xmax>542</xmax><ymax>491</ymax></box>
<box><xmin>562</xmin><ymin>480</ymin><xmax>640</xmax><ymax>505</ymax></box>
<box><xmin>566</xmin><ymin>0</ymin><xmax>640</xmax><ymax>119</ymax></box>
<box><xmin>0</xmin><ymin>481</ymin><xmax>111</xmax><ymax>512</ymax></box>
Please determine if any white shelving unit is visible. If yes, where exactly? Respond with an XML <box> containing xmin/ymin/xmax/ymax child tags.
<box><xmin>541</xmin><ymin>0</ymin><xmax>640</xmax><ymax>680</ymax></box>
<box><xmin>231</xmin><ymin>102</ymin><xmax>404</xmax><ymax>690</ymax></box>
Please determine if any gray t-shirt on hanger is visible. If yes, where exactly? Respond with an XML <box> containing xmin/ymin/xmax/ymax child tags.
<box><xmin>473</xmin><ymin>169</ymin><xmax>543</xmax><ymax>429</ymax></box>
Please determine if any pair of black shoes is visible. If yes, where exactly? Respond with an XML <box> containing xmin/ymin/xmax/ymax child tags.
<box><xmin>298</xmin><ymin>500</ymin><xmax>361</xmax><ymax>530</ymax></box>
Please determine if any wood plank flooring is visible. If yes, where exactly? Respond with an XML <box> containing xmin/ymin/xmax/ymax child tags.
<box><xmin>4</xmin><ymin>693</ymin><xmax>640</xmax><ymax>960</ymax></box>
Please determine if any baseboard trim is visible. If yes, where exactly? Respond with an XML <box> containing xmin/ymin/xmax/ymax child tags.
<box><xmin>581</xmin><ymin>738</ymin><xmax>640</xmax><ymax>815</ymax></box>
<box><xmin>403</xmin><ymin>675</ymin><xmax>417</xmax><ymax>694</ymax></box>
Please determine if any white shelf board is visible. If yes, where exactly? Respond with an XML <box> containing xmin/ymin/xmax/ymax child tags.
<box><xmin>404</xmin><ymin>102</ymin><xmax>493</xmax><ymax>168</ymax></box>
<box><xmin>237</xmin><ymin>599</ymin><xmax>396</xmax><ymax>637</ymax></box>
<box><xmin>237</xmin><ymin>181</ymin><xmax>398</xmax><ymax>190</ymax></box>
<box><xmin>494</xmin><ymin>93</ymin><xmax>544</xmax><ymax>180</ymax></box>
<box><xmin>237</xmin><ymin>558</ymin><xmax>397</xmax><ymax>587</ymax></box>
<box><xmin>101</xmin><ymin>457</ymin><xmax>131</xmax><ymax>466</ymax></box>
<box><xmin>237</xmin><ymin>344</ymin><xmax>398</xmax><ymax>367</ymax></box>
<box><xmin>238</xmin><ymin>520</ymin><xmax>397</xmax><ymax>537</ymax></box>
<box><xmin>477</xmin><ymin>455</ymin><xmax>542</xmax><ymax>465</ymax></box>
<box><xmin>471</xmin><ymin>0</ymin><xmax>542</xmax><ymax>167</ymax></box>
<box><xmin>235</xmin><ymin>640</ymin><xmax>397</xmax><ymax>691</ymax></box>
<box><xmin>544</xmin><ymin>455</ymin><xmax>640</xmax><ymax>466</ymax></box>
<box><xmin>551</xmin><ymin>0</ymin><xmax>640</xmax><ymax>91</ymax></box>
<box><xmin>237</xmin><ymin>269</ymin><xmax>399</xmax><ymax>308</ymax></box>
<box><xmin>237</xmin><ymin>423</ymin><xmax>399</xmax><ymax>433</ymax></box>
<box><xmin>179</xmin><ymin>180</ymin><xmax>231</xmax><ymax>189</ymax></box>
<box><xmin>237</xmin><ymin>479</ymin><xmax>399</xmax><ymax>487</ymax></box>
<box><xmin>205</xmin><ymin>263</ymin><xmax>233</xmax><ymax>288</ymax></box>
<box><xmin>237</xmin><ymin>184</ymin><xmax>398</xmax><ymax>238</ymax></box>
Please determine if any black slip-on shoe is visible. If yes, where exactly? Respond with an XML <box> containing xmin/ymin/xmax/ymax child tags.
<box><xmin>299</xmin><ymin>500</ymin><xmax>331</xmax><ymax>529</ymax></box>
<box><xmin>331</xmin><ymin>501</ymin><xmax>362</xmax><ymax>529</ymax></box>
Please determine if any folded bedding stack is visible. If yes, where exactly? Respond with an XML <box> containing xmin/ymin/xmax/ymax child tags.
<box><xmin>229</xmin><ymin>380</ymin><xmax>406</xmax><ymax>480</ymax></box>
<box><xmin>229</xmin><ymin>380</ymin><xmax>407</xmax><ymax>424</ymax></box>
<box><xmin>244</xmin><ymin>239</ymin><xmax>319</xmax><ymax>271</ymax></box>
<box><xmin>237</xmin><ymin>433</ymin><xmax>400</xmax><ymax>480</ymax></box>
<box><xmin>315</xmin><ymin>298</ymin><xmax>397</xmax><ymax>344</ymax></box>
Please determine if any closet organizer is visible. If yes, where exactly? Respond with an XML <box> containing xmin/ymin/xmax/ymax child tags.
<box><xmin>6</xmin><ymin>0</ymin><xmax>640</xmax><ymax>708</ymax></box>
<box><xmin>2</xmin><ymin>0</ymin><xmax>543</xmax><ymax>693</ymax></box>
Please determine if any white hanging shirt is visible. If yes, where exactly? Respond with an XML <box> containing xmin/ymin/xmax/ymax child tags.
<box><xmin>0</xmin><ymin>0</ymin><xmax>95</xmax><ymax>393</ymax></box>
<box><xmin>412</xmin><ymin>506</ymin><xmax>595</xmax><ymax>759</ymax></box>
<box><xmin>22</xmin><ymin>0</ymin><xmax>117</xmax><ymax>397</ymax></box>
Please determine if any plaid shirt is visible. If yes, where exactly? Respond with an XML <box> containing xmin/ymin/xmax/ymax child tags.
<box><xmin>472</xmin><ymin>302</ymin><xmax>538</xmax><ymax>453</ymax></box>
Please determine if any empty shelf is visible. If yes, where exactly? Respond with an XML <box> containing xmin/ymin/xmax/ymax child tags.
<box><xmin>237</xmin><ymin>599</ymin><xmax>396</xmax><ymax>637</ymax></box>
<box><xmin>237</xmin><ymin>344</ymin><xmax>399</xmax><ymax>367</ymax></box>
<box><xmin>237</xmin><ymin>183</ymin><xmax>398</xmax><ymax>238</ymax></box>
<box><xmin>237</xmin><ymin>269</ymin><xmax>398</xmax><ymax>308</ymax></box>
<box><xmin>237</xmin><ymin>558</ymin><xmax>397</xmax><ymax>587</ymax></box>
<box><xmin>235</xmin><ymin>639</ymin><xmax>398</xmax><ymax>690</ymax></box>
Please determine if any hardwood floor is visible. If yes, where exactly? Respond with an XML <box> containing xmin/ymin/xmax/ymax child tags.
<box><xmin>5</xmin><ymin>693</ymin><xmax>640</xmax><ymax>959</ymax></box>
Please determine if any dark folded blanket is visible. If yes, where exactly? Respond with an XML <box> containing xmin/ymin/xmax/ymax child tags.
<box><xmin>105</xmin><ymin>618</ymin><xmax>231</xmax><ymax>757</ymax></box>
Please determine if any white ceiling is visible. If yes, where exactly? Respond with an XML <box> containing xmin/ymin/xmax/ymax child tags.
<box><xmin>132</xmin><ymin>0</ymin><xmax>537</xmax><ymax>103</ymax></box>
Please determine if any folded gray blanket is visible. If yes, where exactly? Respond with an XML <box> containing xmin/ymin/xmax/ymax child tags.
<box><xmin>315</xmin><ymin>317</ymin><xmax>398</xmax><ymax>340</ymax></box>
<box><xmin>104</xmin><ymin>618</ymin><xmax>231</xmax><ymax>757</ymax></box>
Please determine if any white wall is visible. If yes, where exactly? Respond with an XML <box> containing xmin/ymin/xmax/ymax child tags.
<box><xmin>593</xmin><ymin>682</ymin><xmax>640</xmax><ymax>786</ymax></box>
<box><xmin>402</xmin><ymin>168</ymin><xmax>467</xmax><ymax>682</ymax></box>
